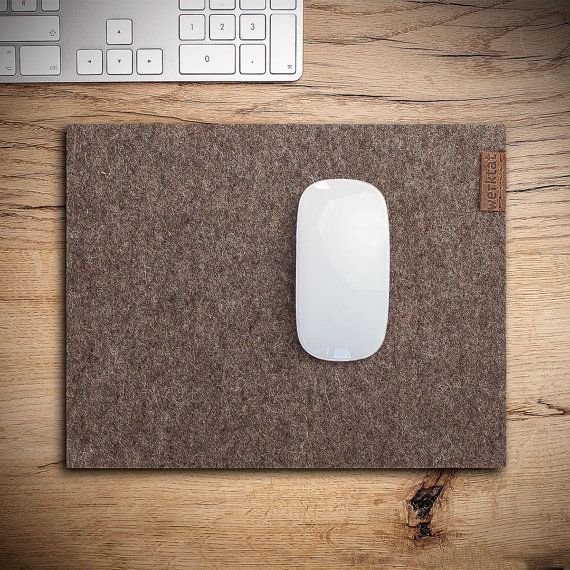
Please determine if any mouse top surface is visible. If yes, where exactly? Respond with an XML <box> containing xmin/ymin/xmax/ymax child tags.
<box><xmin>296</xmin><ymin>179</ymin><xmax>390</xmax><ymax>362</ymax></box>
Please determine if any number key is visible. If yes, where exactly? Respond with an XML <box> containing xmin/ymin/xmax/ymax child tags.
<box><xmin>179</xmin><ymin>14</ymin><xmax>206</xmax><ymax>40</ymax></box>
<box><xmin>12</xmin><ymin>0</ymin><xmax>37</xmax><ymax>11</ymax></box>
<box><xmin>210</xmin><ymin>14</ymin><xmax>235</xmax><ymax>40</ymax></box>
<box><xmin>180</xmin><ymin>44</ymin><xmax>235</xmax><ymax>74</ymax></box>
<box><xmin>179</xmin><ymin>0</ymin><xmax>205</xmax><ymax>8</ymax></box>
<box><xmin>240</xmin><ymin>14</ymin><xmax>265</xmax><ymax>40</ymax></box>
<box><xmin>210</xmin><ymin>0</ymin><xmax>235</xmax><ymax>8</ymax></box>
<box><xmin>240</xmin><ymin>0</ymin><xmax>265</xmax><ymax>8</ymax></box>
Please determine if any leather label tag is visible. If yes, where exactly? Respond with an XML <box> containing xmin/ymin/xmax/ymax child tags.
<box><xmin>480</xmin><ymin>151</ymin><xmax>506</xmax><ymax>213</ymax></box>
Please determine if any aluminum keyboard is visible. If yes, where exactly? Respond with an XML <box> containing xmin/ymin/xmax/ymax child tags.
<box><xmin>0</xmin><ymin>0</ymin><xmax>303</xmax><ymax>83</ymax></box>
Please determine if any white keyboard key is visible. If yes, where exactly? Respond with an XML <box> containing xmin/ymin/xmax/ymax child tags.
<box><xmin>76</xmin><ymin>49</ymin><xmax>103</xmax><ymax>75</ymax></box>
<box><xmin>240</xmin><ymin>14</ymin><xmax>265</xmax><ymax>40</ymax></box>
<box><xmin>210</xmin><ymin>14</ymin><xmax>235</xmax><ymax>40</ymax></box>
<box><xmin>0</xmin><ymin>15</ymin><xmax>59</xmax><ymax>41</ymax></box>
<box><xmin>271</xmin><ymin>0</ymin><xmax>295</xmax><ymax>8</ymax></box>
<box><xmin>12</xmin><ymin>0</ymin><xmax>37</xmax><ymax>11</ymax></box>
<box><xmin>106</xmin><ymin>19</ymin><xmax>132</xmax><ymax>45</ymax></box>
<box><xmin>240</xmin><ymin>0</ymin><xmax>265</xmax><ymax>8</ymax></box>
<box><xmin>20</xmin><ymin>45</ymin><xmax>60</xmax><ymax>75</ymax></box>
<box><xmin>41</xmin><ymin>0</ymin><xmax>59</xmax><ymax>10</ymax></box>
<box><xmin>240</xmin><ymin>44</ymin><xmax>265</xmax><ymax>74</ymax></box>
<box><xmin>179</xmin><ymin>15</ymin><xmax>205</xmax><ymax>40</ymax></box>
<box><xmin>179</xmin><ymin>0</ymin><xmax>205</xmax><ymax>8</ymax></box>
<box><xmin>107</xmin><ymin>49</ymin><xmax>132</xmax><ymax>74</ymax></box>
<box><xmin>270</xmin><ymin>14</ymin><xmax>295</xmax><ymax>74</ymax></box>
<box><xmin>0</xmin><ymin>46</ymin><xmax>16</xmax><ymax>75</ymax></box>
<box><xmin>137</xmin><ymin>49</ymin><xmax>163</xmax><ymax>75</ymax></box>
<box><xmin>0</xmin><ymin>0</ymin><xmax>8</xmax><ymax>11</ymax></box>
<box><xmin>180</xmin><ymin>44</ymin><xmax>235</xmax><ymax>74</ymax></box>
<box><xmin>210</xmin><ymin>0</ymin><xmax>235</xmax><ymax>8</ymax></box>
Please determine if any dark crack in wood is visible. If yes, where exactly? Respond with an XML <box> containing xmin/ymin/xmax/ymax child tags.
<box><xmin>408</xmin><ymin>485</ymin><xmax>443</xmax><ymax>540</ymax></box>
<box><xmin>406</xmin><ymin>470</ymin><xmax>453</xmax><ymax>542</ymax></box>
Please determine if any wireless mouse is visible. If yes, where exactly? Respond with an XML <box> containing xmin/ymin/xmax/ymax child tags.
<box><xmin>296</xmin><ymin>179</ymin><xmax>390</xmax><ymax>362</ymax></box>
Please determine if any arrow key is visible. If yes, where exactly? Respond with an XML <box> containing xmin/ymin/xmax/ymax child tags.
<box><xmin>137</xmin><ymin>49</ymin><xmax>163</xmax><ymax>75</ymax></box>
<box><xmin>107</xmin><ymin>49</ymin><xmax>132</xmax><ymax>75</ymax></box>
<box><xmin>77</xmin><ymin>49</ymin><xmax>103</xmax><ymax>75</ymax></box>
<box><xmin>106</xmin><ymin>19</ymin><xmax>132</xmax><ymax>45</ymax></box>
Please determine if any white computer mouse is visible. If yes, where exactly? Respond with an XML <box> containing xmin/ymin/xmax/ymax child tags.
<box><xmin>296</xmin><ymin>179</ymin><xmax>390</xmax><ymax>362</ymax></box>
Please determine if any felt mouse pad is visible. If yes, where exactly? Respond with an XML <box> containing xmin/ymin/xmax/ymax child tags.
<box><xmin>66</xmin><ymin>124</ymin><xmax>506</xmax><ymax>469</ymax></box>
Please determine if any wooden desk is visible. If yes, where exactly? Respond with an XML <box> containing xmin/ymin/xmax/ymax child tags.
<box><xmin>1</xmin><ymin>1</ymin><xmax>568</xmax><ymax>568</ymax></box>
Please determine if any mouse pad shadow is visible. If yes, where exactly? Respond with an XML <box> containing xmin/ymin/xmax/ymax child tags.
<box><xmin>66</xmin><ymin>124</ymin><xmax>506</xmax><ymax>468</ymax></box>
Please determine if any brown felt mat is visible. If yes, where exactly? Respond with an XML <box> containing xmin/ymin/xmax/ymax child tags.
<box><xmin>66</xmin><ymin>124</ymin><xmax>506</xmax><ymax>469</ymax></box>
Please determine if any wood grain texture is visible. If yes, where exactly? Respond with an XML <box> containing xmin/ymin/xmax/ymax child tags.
<box><xmin>0</xmin><ymin>0</ymin><xmax>568</xmax><ymax>567</ymax></box>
